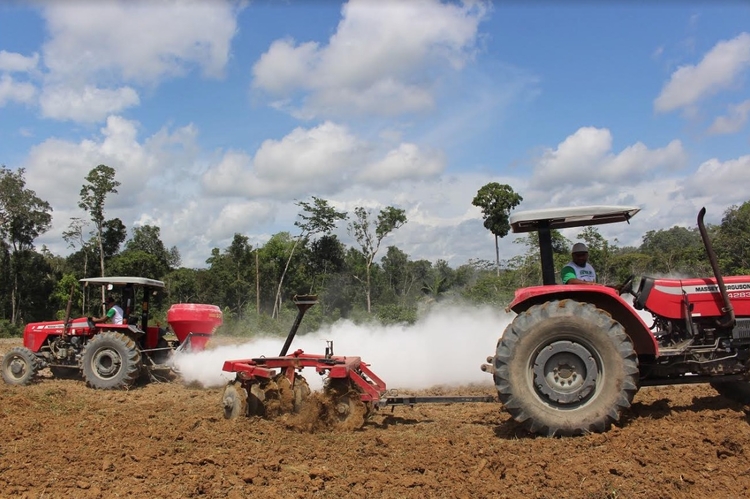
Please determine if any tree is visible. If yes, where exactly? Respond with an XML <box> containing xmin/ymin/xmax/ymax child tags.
<box><xmin>122</xmin><ymin>224</ymin><xmax>180</xmax><ymax>277</ymax></box>
<box><xmin>0</xmin><ymin>167</ymin><xmax>53</xmax><ymax>324</ymax></box>
<box><xmin>472</xmin><ymin>183</ymin><xmax>523</xmax><ymax>276</ymax></box>
<box><xmin>79</xmin><ymin>165</ymin><xmax>120</xmax><ymax>308</ymax></box>
<box><xmin>272</xmin><ymin>197</ymin><xmax>347</xmax><ymax>318</ymax></box>
<box><xmin>348</xmin><ymin>206</ymin><xmax>407</xmax><ymax>313</ymax></box>
<box><xmin>102</xmin><ymin>218</ymin><xmax>128</xmax><ymax>259</ymax></box>
<box><xmin>63</xmin><ymin>217</ymin><xmax>91</xmax><ymax>280</ymax></box>
<box><xmin>715</xmin><ymin>201</ymin><xmax>750</xmax><ymax>275</ymax></box>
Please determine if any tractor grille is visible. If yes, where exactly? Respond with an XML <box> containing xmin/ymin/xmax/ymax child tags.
<box><xmin>733</xmin><ymin>319</ymin><xmax>750</xmax><ymax>340</ymax></box>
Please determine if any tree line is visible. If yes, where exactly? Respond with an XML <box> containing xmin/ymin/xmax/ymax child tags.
<box><xmin>2</xmin><ymin>165</ymin><xmax>749</xmax><ymax>338</ymax></box>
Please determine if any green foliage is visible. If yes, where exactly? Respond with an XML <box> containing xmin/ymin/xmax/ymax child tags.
<box><xmin>639</xmin><ymin>225</ymin><xmax>707</xmax><ymax>276</ymax></box>
<box><xmin>7</xmin><ymin>165</ymin><xmax>750</xmax><ymax>335</ymax></box>
<box><xmin>472</xmin><ymin>183</ymin><xmax>523</xmax><ymax>274</ymax></box>
<box><xmin>0</xmin><ymin>167</ymin><xmax>53</xmax><ymax>324</ymax></box>
<box><xmin>272</xmin><ymin>197</ymin><xmax>347</xmax><ymax>318</ymax></box>
<box><xmin>51</xmin><ymin>273</ymin><xmax>81</xmax><ymax>320</ymax></box>
<box><xmin>78</xmin><ymin>165</ymin><xmax>120</xmax><ymax>227</ymax></box>
<box><xmin>715</xmin><ymin>201</ymin><xmax>750</xmax><ymax>276</ymax></box>
<box><xmin>79</xmin><ymin>164</ymin><xmax>120</xmax><ymax>285</ymax></box>
<box><xmin>0</xmin><ymin>319</ymin><xmax>22</xmax><ymax>338</ymax></box>
<box><xmin>348</xmin><ymin>205</ymin><xmax>407</xmax><ymax>312</ymax></box>
<box><xmin>374</xmin><ymin>303</ymin><xmax>417</xmax><ymax>325</ymax></box>
<box><xmin>472</xmin><ymin>183</ymin><xmax>523</xmax><ymax>238</ymax></box>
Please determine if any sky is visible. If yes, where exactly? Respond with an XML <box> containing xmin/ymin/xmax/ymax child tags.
<box><xmin>1</xmin><ymin>0</ymin><xmax>749</xmax><ymax>270</ymax></box>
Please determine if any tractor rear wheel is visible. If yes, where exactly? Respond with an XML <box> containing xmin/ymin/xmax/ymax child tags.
<box><xmin>711</xmin><ymin>380</ymin><xmax>750</xmax><ymax>404</ymax></box>
<box><xmin>81</xmin><ymin>332</ymin><xmax>142</xmax><ymax>390</ymax></box>
<box><xmin>494</xmin><ymin>299</ymin><xmax>639</xmax><ymax>437</ymax></box>
<box><xmin>1</xmin><ymin>347</ymin><xmax>39</xmax><ymax>386</ymax></box>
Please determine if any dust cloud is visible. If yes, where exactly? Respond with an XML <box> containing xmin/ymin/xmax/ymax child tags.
<box><xmin>172</xmin><ymin>303</ymin><xmax>515</xmax><ymax>392</ymax></box>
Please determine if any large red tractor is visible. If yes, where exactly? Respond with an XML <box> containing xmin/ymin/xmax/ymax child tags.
<box><xmin>1</xmin><ymin>276</ymin><xmax>222</xmax><ymax>390</ymax></box>
<box><xmin>483</xmin><ymin>206</ymin><xmax>750</xmax><ymax>436</ymax></box>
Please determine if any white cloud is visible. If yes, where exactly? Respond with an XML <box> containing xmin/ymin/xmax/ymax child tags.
<box><xmin>356</xmin><ymin>143</ymin><xmax>445</xmax><ymax>185</ymax></box>
<box><xmin>655</xmin><ymin>32</ymin><xmax>750</xmax><ymax>113</ymax></box>
<box><xmin>0</xmin><ymin>74</ymin><xmax>37</xmax><ymax>105</ymax></box>
<box><xmin>0</xmin><ymin>50</ymin><xmax>39</xmax><ymax>72</ymax></box>
<box><xmin>681</xmin><ymin>155</ymin><xmax>750</xmax><ymax>207</ymax></box>
<box><xmin>530</xmin><ymin>127</ymin><xmax>687</xmax><ymax>192</ymax></box>
<box><xmin>36</xmin><ymin>0</ymin><xmax>240</xmax><ymax>122</ymax></box>
<box><xmin>18</xmin><ymin>111</ymin><xmax>749</xmax><ymax>272</ymax></box>
<box><xmin>39</xmin><ymin>84</ymin><xmax>140</xmax><ymax>122</ymax></box>
<box><xmin>707</xmin><ymin>99</ymin><xmax>750</xmax><ymax>135</ymax></box>
<box><xmin>202</xmin><ymin>121</ymin><xmax>450</xmax><ymax>199</ymax></box>
<box><xmin>252</xmin><ymin>0</ymin><xmax>489</xmax><ymax>118</ymax></box>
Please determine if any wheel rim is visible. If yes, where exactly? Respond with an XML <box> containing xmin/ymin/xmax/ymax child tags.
<box><xmin>91</xmin><ymin>348</ymin><xmax>122</xmax><ymax>379</ymax></box>
<box><xmin>532</xmin><ymin>340</ymin><xmax>600</xmax><ymax>408</ymax></box>
<box><xmin>7</xmin><ymin>355</ymin><xmax>29</xmax><ymax>379</ymax></box>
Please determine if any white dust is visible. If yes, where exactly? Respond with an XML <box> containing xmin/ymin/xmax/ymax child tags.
<box><xmin>172</xmin><ymin>303</ymin><xmax>515</xmax><ymax>391</ymax></box>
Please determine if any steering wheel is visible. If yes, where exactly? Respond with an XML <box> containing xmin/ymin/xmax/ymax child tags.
<box><xmin>618</xmin><ymin>275</ymin><xmax>635</xmax><ymax>296</ymax></box>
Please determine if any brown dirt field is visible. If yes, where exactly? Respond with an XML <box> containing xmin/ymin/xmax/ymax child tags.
<box><xmin>2</xmin><ymin>337</ymin><xmax>750</xmax><ymax>499</ymax></box>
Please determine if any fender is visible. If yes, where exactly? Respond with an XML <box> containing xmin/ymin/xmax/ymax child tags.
<box><xmin>507</xmin><ymin>284</ymin><xmax>658</xmax><ymax>357</ymax></box>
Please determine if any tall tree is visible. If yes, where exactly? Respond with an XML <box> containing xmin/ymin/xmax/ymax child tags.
<box><xmin>472</xmin><ymin>183</ymin><xmax>523</xmax><ymax>276</ymax></box>
<box><xmin>79</xmin><ymin>164</ymin><xmax>120</xmax><ymax>291</ymax></box>
<box><xmin>272</xmin><ymin>197</ymin><xmax>346</xmax><ymax>318</ymax></box>
<box><xmin>348</xmin><ymin>206</ymin><xmax>407</xmax><ymax>313</ymax></box>
<box><xmin>123</xmin><ymin>224</ymin><xmax>179</xmax><ymax>276</ymax></box>
<box><xmin>0</xmin><ymin>167</ymin><xmax>53</xmax><ymax>324</ymax></box>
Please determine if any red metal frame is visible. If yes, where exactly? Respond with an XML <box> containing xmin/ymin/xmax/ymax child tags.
<box><xmin>222</xmin><ymin>348</ymin><xmax>388</xmax><ymax>403</ymax></box>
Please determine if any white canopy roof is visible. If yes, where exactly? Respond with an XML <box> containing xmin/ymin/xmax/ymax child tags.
<box><xmin>80</xmin><ymin>276</ymin><xmax>165</xmax><ymax>288</ymax></box>
<box><xmin>510</xmin><ymin>205</ymin><xmax>640</xmax><ymax>233</ymax></box>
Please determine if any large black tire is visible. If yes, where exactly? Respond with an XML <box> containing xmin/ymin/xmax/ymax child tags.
<box><xmin>1</xmin><ymin>347</ymin><xmax>40</xmax><ymax>386</ymax></box>
<box><xmin>494</xmin><ymin>299</ymin><xmax>639</xmax><ymax>437</ymax></box>
<box><xmin>81</xmin><ymin>332</ymin><xmax>142</xmax><ymax>390</ymax></box>
<box><xmin>711</xmin><ymin>380</ymin><xmax>750</xmax><ymax>404</ymax></box>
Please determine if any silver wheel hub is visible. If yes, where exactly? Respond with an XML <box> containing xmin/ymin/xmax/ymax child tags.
<box><xmin>533</xmin><ymin>340</ymin><xmax>598</xmax><ymax>405</ymax></box>
<box><xmin>92</xmin><ymin>349</ymin><xmax>121</xmax><ymax>378</ymax></box>
<box><xmin>10</xmin><ymin>358</ymin><xmax>25</xmax><ymax>376</ymax></box>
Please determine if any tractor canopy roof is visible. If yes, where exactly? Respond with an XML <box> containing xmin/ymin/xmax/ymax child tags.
<box><xmin>80</xmin><ymin>276</ymin><xmax>165</xmax><ymax>289</ymax></box>
<box><xmin>510</xmin><ymin>205</ymin><xmax>640</xmax><ymax>234</ymax></box>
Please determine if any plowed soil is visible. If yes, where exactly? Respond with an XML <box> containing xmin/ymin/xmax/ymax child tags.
<box><xmin>2</xmin><ymin>338</ymin><xmax>750</xmax><ymax>499</ymax></box>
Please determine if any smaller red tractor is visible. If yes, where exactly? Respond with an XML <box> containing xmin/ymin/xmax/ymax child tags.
<box><xmin>1</xmin><ymin>276</ymin><xmax>222</xmax><ymax>390</ymax></box>
<box><xmin>481</xmin><ymin>206</ymin><xmax>750</xmax><ymax>436</ymax></box>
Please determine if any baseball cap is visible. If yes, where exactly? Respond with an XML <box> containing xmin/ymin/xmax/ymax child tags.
<box><xmin>572</xmin><ymin>242</ymin><xmax>588</xmax><ymax>253</ymax></box>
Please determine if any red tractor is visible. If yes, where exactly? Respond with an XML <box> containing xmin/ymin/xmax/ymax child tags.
<box><xmin>483</xmin><ymin>206</ymin><xmax>750</xmax><ymax>436</ymax></box>
<box><xmin>1</xmin><ymin>276</ymin><xmax>222</xmax><ymax>390</ymax></box>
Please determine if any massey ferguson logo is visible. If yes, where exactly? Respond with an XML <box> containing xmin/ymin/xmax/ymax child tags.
<box><xmin>693</xmin><ymin>283</ymin><xmax>750</xmax><ymax>293</ymax></box>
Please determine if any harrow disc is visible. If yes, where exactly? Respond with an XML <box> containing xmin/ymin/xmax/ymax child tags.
<box><xmin>324</xmin><ymin>378</ymin><xmax>368</xmax><ymax>430</ymax></box>
<box><xmin>222</xmin><ymin>382</ymin><xmax>248</xmax><ymax>420</ymax></box>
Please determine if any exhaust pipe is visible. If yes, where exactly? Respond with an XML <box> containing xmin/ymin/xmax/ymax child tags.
<box><xmin>697</xmin><ymin>207</ymin><xmax>735</xmax><ymax>328</ymax></box>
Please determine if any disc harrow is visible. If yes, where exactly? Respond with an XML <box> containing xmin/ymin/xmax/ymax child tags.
<box><xmin>221</xmin><ymin>295</ymin><xmax>496</xmax><ymax>429</ymax></box>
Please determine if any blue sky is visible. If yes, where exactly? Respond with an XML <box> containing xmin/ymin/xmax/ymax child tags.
<box><xmin>1</xmin><ymin>0</ymin><xmax>749</xmax><ymax>269</ymax></box>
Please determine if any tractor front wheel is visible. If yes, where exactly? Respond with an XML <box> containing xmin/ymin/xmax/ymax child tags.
<box><xmin>81</xmin><ymin>332</ymin><xmax>142</xmax><ymax>390</ymax></box>
<box><xmin>1</xmin><ymin>347</ymin><xmax>40</xmax><ymax>386</ymax></box>
<box><xmin>494</xmin><ymin>299</ymin><xmax>639</xmax><ymax>436</ymax></box>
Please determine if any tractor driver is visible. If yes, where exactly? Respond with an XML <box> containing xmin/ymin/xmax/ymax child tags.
<box><xmin>561</xmin><ymin>242</ymin><xmax>598</xmax><ymax>285</ymax></box>
<box><xmin>93</xmin><ymin>296</ymin><xmax>124</xmax><ymax>324</ymax></box>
